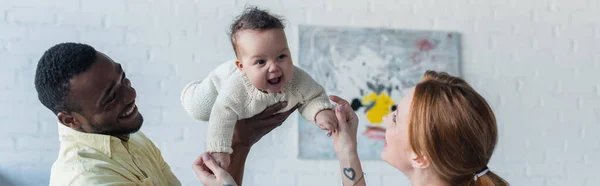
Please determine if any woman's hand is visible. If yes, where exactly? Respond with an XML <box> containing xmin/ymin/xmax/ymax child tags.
<box><xmin>193</xmin><ymin>153</ymin><xmax>238</xmax><ymax>186</ymax></box>
<box><xmin>330</xmin><ymin>96</ymin><xmax>367</xmax><ymax>186</ymax></box>
<box><xmin>329</xmin><ymin>95</ymin><xmax>359</xmax><ymax>156</ymax></box>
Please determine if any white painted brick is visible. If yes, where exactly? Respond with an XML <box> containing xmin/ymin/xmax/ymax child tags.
<box><xmin>547</xmin><ymin>177</ymin><xmax>587</xmax><ymax>186</ymax></box>
<box><xmin>134</xmin><ymin>105</ymin><xmax>163</xmax><ymax>125</ymax></box>
<box><xmin>0</xmin><ymin>9</ymin><xmax>6</xmax><ymax>22</ymax></box>
<box><xmin>216</xmin><ymin>6</ymin><xmax>245</xmax><ymax>21</ymax></box>
<box><xmin>27</xmin><ymin>25</ymin><xmax>80</xmax><ymax>43</ymax></box>
<box><xmin>305</xmin><ymin>11</ymin><xmax>353</xmax><ymax>26</ymax></box>
<box><xmin>509</xmin><ymin>0</ymin><xmax>550</xmax><ymax>8</ymax></box>
<box><xmin>279</xmin><ymin>7</ymin><xmax>309</xmax><ymax>24</ymax></box>
<box><xmin>15</xmin><ymin>136</ymin><xmax>57</xmax><ymax>151</ymax></box>
<box><xmin>81</xmin><ymin>0</ymin><xmax>126</xmax><ymax>14</ymax></box>
<box><xmin>492</xmin><ymin>34</ymin><xmax>533</xmax><ymax>50</ymax></box>
<box><xmin>137</xmin><ymin>91</ymin><xmax>179</xmax><ymax>109</ymax></box>
<box><xmin>80</xmin><ymin>28</ymin><xmax>126</xmax><ymax>45</ymax></box>
<box><xmin>392</xmin><ymin>17</ymin><xmax>435</xmax><ymax>30</ymax></box>
<box><xmin>105</xmin><ymin>12</ymin><xmax>155</xmax><ymax>29</ymax></box>
<box><xmin>57</xmin><ymin>11</ymin><xmax>105</xmax><ymax>28</ymax></box>
<box><xmin>125</xmin><ymin>29</ymin><xmax>170</xmax><ymax>46</ymax></box>
<box><xmin>503</xmin><ymin>139</ymin><xmax>545</xmax><ymax>164</ymax></box>
<box><xmin>179</xmin><ymin>125</ymin><xmax>207</xmax><ymax>143</ymax></box>
<box><xmin>493</xmin><ymin>4</ymin><xmax>534</xmax><ymax>22</ymax></box>
<box><xmin>148</xmin><ymin>46</ymin><xmax>194</xmax><ymax>67</ymax></box>
<box><xmin>0</xmin><ymin>137</ymin><xmax>14</xmax><ymax>150</ymax></box>
<box><xmin>282</xmin><ymin>0</ymin><xmax>326</xmax><ymax>10</ymax></box>
<box><xmin>5</xmin><ymin>40</ymin><xmax>62</xmax><ymax>56</ymax></box>
<box><xmin>172</xmin><ymin>0</ymin><xmax>197</xmax><ymax>17</ymax></box>
<box><xmin>154</xmin><ymin>15</ymin><xmax>196</xmax><ymax>31</ymax></box>
<box><xmin>18</xmin><ymin>164</ymin><xmax>54</xmax><ymax>186</ymax></box>
<box><xmin>0</xmin><ymin>107</ymin><xmax>40</xmax><ymax>135</ymax></box>
<box><xmin>252</xmin><ymin>172</ymin><xmax>296</xmax><ymax>186</ymax></box>
<box><xmin>159</xmin><ymin>140</ymin><xmax>204</xmax><ymax>168</ymax></box>
<box><xmin>586</xmin><ymin>178</ymin><xmax>600</xmax><ymax>186</ymax></box>
<box><xmin>296</xmin><ymin>173</ymin><xmax>340</xmax><ymax>186</ymax></box>
<box><xmin>196</xmin><ymin>0</ymin><xmax>235</xmax><ymax>8</ymax></box>
<box><xmin>5</xmin><ymin>0</ymin><xmax>79</xmax><ymax>11</ymax></box>
<box><xmin>451</xmin><ymin>2</ymin><xmax>495</xmax><ymax>19</ymax></box>
<box><xmin>0</xmin><ymin>151</ymin><xmax>48</xmax><ymax>166</ymax></box>
<box><xmin>100</xmin><ymin>44</ymin><xmax>148</xmax><ymax>62</ymax></box>
<box><xmin>567</xmin><ymin>163</ymin><xmax>596</xmax><ymax>178</ymax></box>
<box><xmin>39</xmin><ymin>118</ymin><xmax>60</xmax><ymax>136</ymax></box>
<box><xmin>513</xmin><ymin>21</ymin><xmax>556</xmax><ymax>38</ymax></box>
<box><xmin>239</xmin><ymin>1</ymin><xmax>287</xmax><ymax>15</ymax></box>
<box><xmin>161</xmin><ymin>106</ymin><xmax>197</xmax><ymax>126</ymax></box>
<box><xmin>571</xmin><ymin>9</ymin><xmax>600</xmax><ymax>25</ymax></box>
<box><xmin>349</xmin><ymin>13</ymin><xmax>396</xmax><ymax>28</ymax></box>
<box><xmin>413</xmin><ymin>1</ymin><xmax>458</xmax><ymax>19</ymax></box>
<box><xmin>549</xmin><ymin>0</ymin><xmax>590</xmax><ymax>12</ymax></box>
<box><xmin>128</xmin><ymin>73</ymin><xmax>162</xmax><ymax>95</ymax></box>
<box><xmin>559</xmin><ymin>24</ymin><xmax>596</xmax><ymax>40</ymax></box>
<box><xmin>474</xmin><ymin>18</ymin><xmax>513</xmax><ymax>34</ymax></box>
<box><xmin>533</xmin><ymin>8</ymin><xmax>572</xmax><ymax>24</ymax></box>
<box><xmin>326</xmin><ymin>0</ymin><xmax>369</xmax><ymax>14</ymax></box>
<box><xmin>573</xmin><ymin>38</ymin><xmax>600</xmax><ymax>55</ymax></box>
<box><xmin>125</xmin><ymin>0</ymin><xmax>156</xmax><ymax>16</ymax></box>
<box><xmin>381</xmin><ymin>173</ymin><xmax>411</xmax><ymax>185</ymax></box>
<box><xmin>433</xmin><ymin>17</ymin><xmax>476</xmax><ymax>33</ymax></box>
<box><xmin>6</xmin><ymin>7</ymin><xmax>55</xmax><ymax>24</ymax></box>
<box><xmin>141</xmin><ymin>125</ymin><xmax>184</xmax><ymax>141</ymax></box>
<box><xmin>527</xmin><ymin>164</ymin><xmax>568</xmax><ymax>178</ymax></box>
<box><xmin>532</xmin><ymin>35</ymin><xmax>573</xmax><ymax>53</ymax></box>
<box><xmin>158</xmin><ymin>78</ymin><xmax>188</xmax><ymax>97</ymax></box>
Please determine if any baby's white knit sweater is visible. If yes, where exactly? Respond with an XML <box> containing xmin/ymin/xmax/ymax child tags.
<box><xmin>181</xmin><ymin>59</ymin><xmax>334</xmax><ymax>153</ymax></box>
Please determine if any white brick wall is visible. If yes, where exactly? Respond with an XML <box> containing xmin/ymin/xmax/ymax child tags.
<box><xmin>0</xmin><ymin>0</ymin><xmax>598</xmax><ymax>185</ymax></box>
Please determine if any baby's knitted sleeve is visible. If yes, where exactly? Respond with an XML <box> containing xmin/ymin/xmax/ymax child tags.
<box><xmin>292</xmin><ymin>66</ymin><xmax>335</xmax><ymax>123</ymax></box>
<box><xmin>205</xmin><ymin>77</ymin><xmax>249</xmax><ymax>154</ymax></box>
<box><xmin>205</xmin><ymin>90</ymin><xmax>242</xmax><ymax>154</ymax></box>
<box><xmin>180</xmin><ymin>78</ymin><xmax>217</xmax><ymax>121</ymax></box>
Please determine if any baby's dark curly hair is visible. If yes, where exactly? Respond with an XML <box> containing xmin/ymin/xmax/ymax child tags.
<box><xmin>34</xmin><ymin>42</ymin><xmax>97</xmax><ymax>114</ymax></box>
<box><xmin>229</xmin><ymin>6</ymin><xmax>285</xmax><ymax>55</ymax></box>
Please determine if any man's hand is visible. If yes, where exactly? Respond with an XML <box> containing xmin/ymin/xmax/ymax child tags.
<box><xmin>227</xmin><ymin>101</ymin><xmax>299</xmax><ymax>186</ymax></box>
<box><xmin>231</xmin><ymin>101</ymin><xmax>299</xmax><ymax>148</ymax></box>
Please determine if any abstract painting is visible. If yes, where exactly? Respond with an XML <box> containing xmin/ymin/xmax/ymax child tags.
<box><xmin>297</xmin><ymin>25</ymin><xmax>461</xmax><ymax>160</ymax></box>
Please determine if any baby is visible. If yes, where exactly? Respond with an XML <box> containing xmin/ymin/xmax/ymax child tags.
<box><xmin>181</xmin><ymin>7</ymin><xmax>338</xmax><ymax>168</ymax></box>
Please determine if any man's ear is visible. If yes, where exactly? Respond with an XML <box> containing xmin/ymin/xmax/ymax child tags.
<box><xmin>409</xmin><ymin>152</ymin><xmax>431</xmax><ymax>169</ymax></box>
<box><xmin>57</xmin><ymin>111</ymin><xmax>82</xmax><ymax>130</ymax></box>
<box><xmin>235</xmin><ymin>60</ymin><xmax>243</xmax><ymax>71</ymax></box>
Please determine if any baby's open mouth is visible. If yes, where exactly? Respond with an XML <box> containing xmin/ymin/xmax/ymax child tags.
<box><xmin>267</xmin><ymin>76</ymin><xmax>282</xmax><ymax>85</ymax></box>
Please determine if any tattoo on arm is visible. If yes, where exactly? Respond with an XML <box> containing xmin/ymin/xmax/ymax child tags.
<box><xmin>343</xmin><ymin>168</ymin><xmax>356</xmax><ymax>180</ymax></box>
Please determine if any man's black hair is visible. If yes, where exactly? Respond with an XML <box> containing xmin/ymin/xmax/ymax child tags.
<box><xmin>34</xmin><ymin>42</ymin><xmax>98</xmax><ymax>114</ymax></box>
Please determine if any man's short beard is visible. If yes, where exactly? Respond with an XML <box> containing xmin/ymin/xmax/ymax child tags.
<box><xmin>89</xmin><ymin>114</ymin><xmax>144</xmax><ymax>136</ymax></box>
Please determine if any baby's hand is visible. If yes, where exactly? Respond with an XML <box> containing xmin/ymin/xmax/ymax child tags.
<box><xmin>210</xmin><ymin>152</ymin><xmax>231</xmax><ymax>169</ymax></box>
<box><xmin>315</xmin><ymin>109</ymin><xmax>339</xmax><ymax>136</ymax></box>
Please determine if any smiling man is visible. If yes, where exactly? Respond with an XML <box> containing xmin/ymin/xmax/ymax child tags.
<box><xmin>35</xmin><ymin>43</ymin><xmax>181</xmax><ymax>186</ymax></box>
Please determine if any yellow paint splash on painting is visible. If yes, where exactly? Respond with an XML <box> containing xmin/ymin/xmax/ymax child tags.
<box><xmin>361</xmin><ymin>92</ymin><xmax>395</xmax><ymax>125</ymax></box>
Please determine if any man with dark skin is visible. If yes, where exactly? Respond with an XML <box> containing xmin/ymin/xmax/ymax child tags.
<box><xmin>36</xmin><ymin>42</ymin><xmax>295</xmax><ymax>185</ymax></box>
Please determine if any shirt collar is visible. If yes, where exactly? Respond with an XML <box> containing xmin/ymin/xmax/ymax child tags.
<box><xmin>57</xmin><ymin>122</ymin><xmax>126</xmax><ymax>157</ymax></box>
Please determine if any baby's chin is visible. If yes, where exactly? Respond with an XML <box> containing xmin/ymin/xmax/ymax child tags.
<box><xmin>261</xmin><ymin>87</ymin><xmax>285</xmax><ymax>94</ymax></box>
